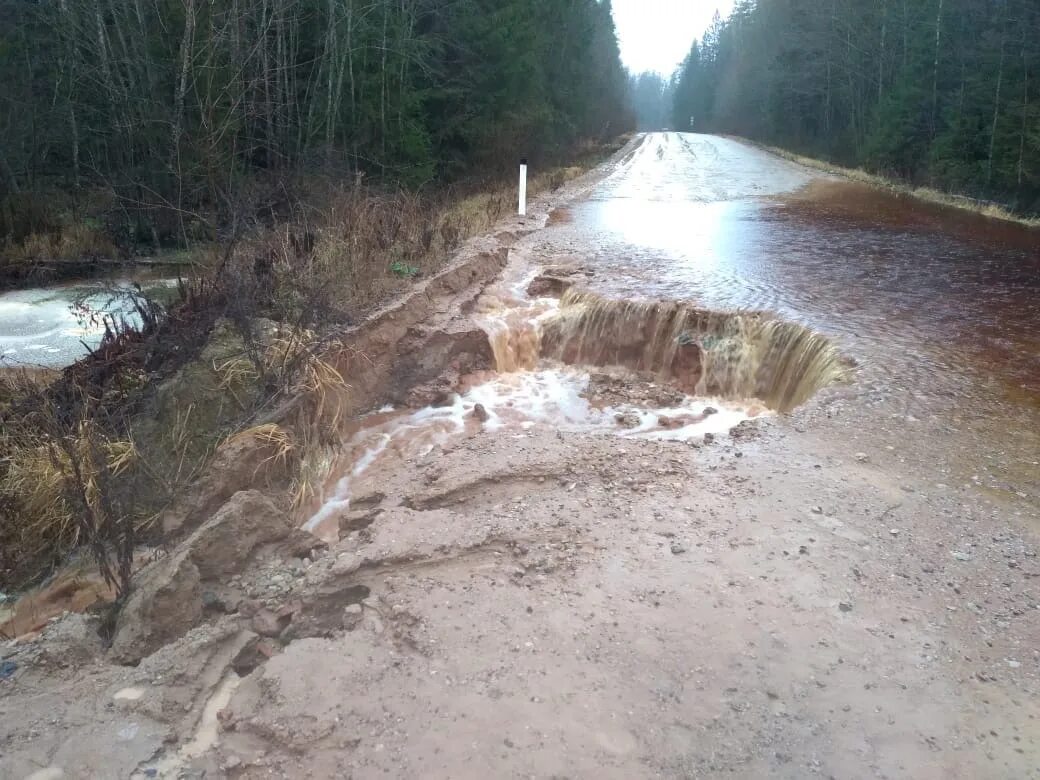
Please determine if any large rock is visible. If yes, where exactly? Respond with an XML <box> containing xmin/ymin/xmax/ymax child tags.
<box><xmin>189</xmin><ymin>491</ymin><xmax>294</xmax><ymax>579</ymax></box>
<box><xmin>109</xmin><ymin>548</ymin><xmax>202</xmax><ymax>664</ymax></box>
<box><xmin>111</xmin><ymin>491</ymin><xmax>291</xmax><ymax>664</ymax></box>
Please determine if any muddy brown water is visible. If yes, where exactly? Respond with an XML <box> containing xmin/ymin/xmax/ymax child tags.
<box><xmin>542</xmin><ymin>133</ymin><xmax>1039</xmax><ymax>493</ymax></box>
<box><xmin>307</xmin><ymin>134</ymin><xmax>1039</xmax><ymax>530</ymax></box>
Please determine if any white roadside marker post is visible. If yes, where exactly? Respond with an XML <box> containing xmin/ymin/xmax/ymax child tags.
<box><xmin>518</xmin><ymin>157</ymin><xmax>528</xmax><ymax>216</ymax></box>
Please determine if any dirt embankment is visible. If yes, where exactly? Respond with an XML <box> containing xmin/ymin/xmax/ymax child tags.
<box><xmin>0</xmin><ymin>142</ymin><xmax>633</xmax><ymax>778</ymax></box>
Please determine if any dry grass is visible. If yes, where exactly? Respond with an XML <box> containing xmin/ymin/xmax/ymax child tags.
<box><xmin>0</xmin><ymin>416</ymin><xmax>139</xmax><ymax>586</ymax></box>
<box><xmin>742</xmin><ymin>138</ymin><xmax>1040</xmax><ymax>228</ymax></box>
<box><xmin>3</xmin><ymin>223</ymin><xmax>116</xmax><ymax>264</ymax></box>
<box><xmin>0</xmin><ymin>144</ymin><xmax>617</xmax><ymax>592</ymax></box>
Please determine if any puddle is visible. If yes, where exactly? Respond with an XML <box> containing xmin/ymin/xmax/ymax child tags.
<box><xmin>133</xmin><ymin>671</ymin><xmax>242</xmax><ymax>778</ymax></box>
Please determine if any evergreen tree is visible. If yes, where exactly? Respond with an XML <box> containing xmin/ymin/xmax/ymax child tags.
<box><xmin>0</xmin><ymin>0</ymin><xmax>634</xmax><ymax>242</ymax></box>
<box><xmin>671</xmin><ymin>0</ymin><xmax>1040</xmax><ymax>213</ymax></box>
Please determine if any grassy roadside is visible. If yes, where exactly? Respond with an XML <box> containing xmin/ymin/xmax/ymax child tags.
<box><xmin>0</xmin><ymin>136</ymin><xmax>627</xmax><ymax>601</ymax></box>
<box><xmin>733</xmin><ymin>136</ymin><xmax>1040</xmax><ymax>229</ymax></box>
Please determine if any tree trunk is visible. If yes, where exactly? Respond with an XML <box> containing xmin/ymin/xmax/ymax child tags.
<box><xmin>1018</xmin><ymin>47</ymin><xmax>1029</xmax><ymax>187</ymax></box>
<box><xmin>57</xmin><ymin>0</ymin><xmax>80</xmax><ymax>187</ymax></box>
<box><xmin>986</xmin><ymin>0</ymin><xmax>1007</xmax><ymax>188</ymax></box>
<box><xmin>347</xmin><ymin>0</ymin><xmax>357</xmax><ymax>170</ymax></box>
<box><xmin>901</xmin><ymin>0</ymin><xmax>908</xmax><ymax>69</ymax></box>
<box><xmin>0</xmin><ymin>149</ymin><xmax>18</xmax><ymax>194</ymax></box>
<box><xmin>261</xmin><ymin>0</ymin><xmax>276</xmax><ymax>168</ymax></box>
<box><xmin>931</xmin><ymin>0</ymin><xmax>943</xmax><ymax>137</ymax></box>
<box><xmin>172</xmin><ymin>0</ymin><xmax>196</xmax><ymax>157</ymax></box>
<box><xmin>380</xmin><ymin>0</ymin><xmax>389</xmax><ymax>158</ymax></box>
<box><xmin>878</xmin><ymin>0</ymin><xmax>886</xmax><ymax>105</ymax></box>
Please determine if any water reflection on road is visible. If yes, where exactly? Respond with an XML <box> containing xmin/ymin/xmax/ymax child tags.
<box><xmin>552</xmin><ymin>133</ymin><xmax>1040</xmax><ymax>493</ymax></box>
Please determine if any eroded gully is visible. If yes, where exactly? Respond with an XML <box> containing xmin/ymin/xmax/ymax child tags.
<box><xmin>279</xmin><ymin>134</ymin><xmax>1040</xmax><ymax>778</ymax></box>
<box><xmin>5</xmin><ymin>133</ymin><xmax>1038</xmax><ymax>779</ymax></box>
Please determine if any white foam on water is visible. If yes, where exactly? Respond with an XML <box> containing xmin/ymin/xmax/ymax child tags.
<box><xmin>304</xmin><ymin>261</ymin><xmax>775</xmax><ymax>540</ymax></box>
<box><xmin>305</xmin><ymin>366</ymin><xmax>763</xmax><ymax>538</ymax></box>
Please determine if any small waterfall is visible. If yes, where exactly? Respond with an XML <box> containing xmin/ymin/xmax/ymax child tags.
<box><xmin>528</xmin><ymin>290</ymin><xmax>847</xmax><ymax>412</ymax></box>
<box><xmin>486</xmin><ymin>312</ymin><xmax>542</xmax><ymax>374</ymax></box>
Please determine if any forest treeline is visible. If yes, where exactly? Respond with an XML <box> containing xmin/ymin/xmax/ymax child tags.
<box><xmin>0</xmin><ymin>0</ymin><xmax>631</xmax><ymax>249</ymax></box>
<box><xmin>667</xmin><ymin>0</ymin><xmax>1039</xmax><ymax>213</ymax></box>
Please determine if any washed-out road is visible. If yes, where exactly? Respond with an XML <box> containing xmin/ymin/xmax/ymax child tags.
<box><xmin>2</xmin><ymin>134</ymin><xmax>1038</xmax><ymax>779</ymax></box>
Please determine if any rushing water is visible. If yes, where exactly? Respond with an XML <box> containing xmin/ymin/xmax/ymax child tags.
<box><xmin>0</xmin><ymin>274</ymin><xmax>179</xmax><ymax>368</ymax></box>
<box><xmin>308</xmin><ymin>131</ymin><xmax>1040</xmax><ymax>536</ymax></box>
<box><xmin>547</xmin><ymin>133</ymin><xmax>1040</xmax><ymax>494</ymax></box>
<box><xmin>561</xmin><ymin>135</ymin><xmax>1040</xmax><ymax>411</ymax></box>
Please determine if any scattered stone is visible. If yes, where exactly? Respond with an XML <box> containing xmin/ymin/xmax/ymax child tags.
<box><xmin>330</xmin><ymin>553</ymin><xmax>362</xmax><ymax>577</ymax></box>
<box><xmin>291</xmin><ymin>583</ymin><xmax>371</xmax><ymax>636</ymax></box>
<box><xmin>889</xmin><ymin>528</ymin><xmax>900</xmax><ymax>536</ymax></box>
<box><xmin>811</xmin><ymin>506</ymin><xmax>824</xmax><ymax>515</ymax></box>
<box><xmin>670</xmin><ymin>542</ymin><xmax>687</xmax><ymax>555</ymax></box>
<box><xmin>351</xmin><ymin>491</ymin><xmax>386</xmax><ymax>510</ymax></box>
<box><xmin>703</xmin><ymin>432</ymin><xmax>715</xmax><ymax>444</ymax></box>
<box><xmin>113</xmin><ymin>687</ymin><xmax>145</xmax><ymax>702</ymax></box>
<box><xmin>472</xmin><ymin>403</ymin><xmax>490</xmax><ymax>423</ymax></box>
<box><xmin>703</xmin><ymin>407</ymin><xmax>718</xmax><ymax>416</ymax></box>
<box><xmin>952</xmin><ymin>551</ymin><xmax>973</xmax><ymax>561</ymax></box>
<box><xmin>201</xmin><ymin>586</ymin><xmax>244</xmax><ymax>614</ymax></box>
<box><xmin>277</xmin><ymin>529</ymin><xmax>329</xmax><ymax>560</ymax></box>
<box><xmin>614</xmin><ymin>411</ymin><xmax>641</xmax><ymax>429</ymax></box>
<box><xmin>526</xmin><ymin>273</ymin><xmax>572</xmax><ymax>298</ymax></box>
<box><xmin>251</xmin><ymin>608</ymin><xmax>291</xmax><ymax>638</ymax></box>
<box><xmin>855</xmin><ymin>452</ymin><xmax>869</xmax><ymax>463</ymax></box>
<box><xmin>0</xmin><ymin>660</ymin><xmax>17</xmax><ymax>679</ymax></box>
<box><xmin>338</xmin><ymin>508</ymin><xmax>382</xmax><ymax>538</ymax></box>
<box><xmin>35</xmin><ymin>613</ymin><xmax>105</xmax><ymax>667</ymax></box>
<box><xmin>231</xmin><ymin>636</ymin><xmax>281</xmax><ymax>676</ymax></box>
<box><xmin>839</xmin><ymin>602</ymin><xmax>853</xmax><ymax>613</ymax></box>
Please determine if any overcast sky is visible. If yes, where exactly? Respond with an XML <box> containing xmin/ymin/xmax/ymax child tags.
<box><xmin>612</xmin><ymin>0</ymin><xmax>735</xmax><ymax>77</ymax></box>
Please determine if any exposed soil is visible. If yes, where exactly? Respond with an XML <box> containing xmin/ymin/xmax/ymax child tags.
<box><xmin>1</xmin><ymin>135</ymin><xmax>1037</xmax><ymax>780</ymax></box>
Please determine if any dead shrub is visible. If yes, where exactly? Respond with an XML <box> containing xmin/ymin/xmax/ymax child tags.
<box><xmin>0</xmin><ymin>156</ymin><xmax>605</xmax><ymax>593</ymax></box>
<box><xmin>0</xmin><ymin>395</ymin><xmax>140</xmax><ymax>599</ymax></box>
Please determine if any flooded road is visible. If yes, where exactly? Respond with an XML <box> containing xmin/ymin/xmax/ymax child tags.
<box><xmin>292</xmin><ymin>136</ymin><xmax>1040</xmax><ymax>777</ymax></box>
<box><xmin>309</xmin><ymin>132</ymin><xmax>1039</xmax><ymax>535</ymax></box>
<box><xmin>549</xmin><ymin>132</ymin><xmax>1040</xmax><ymax>495</ymax></box>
